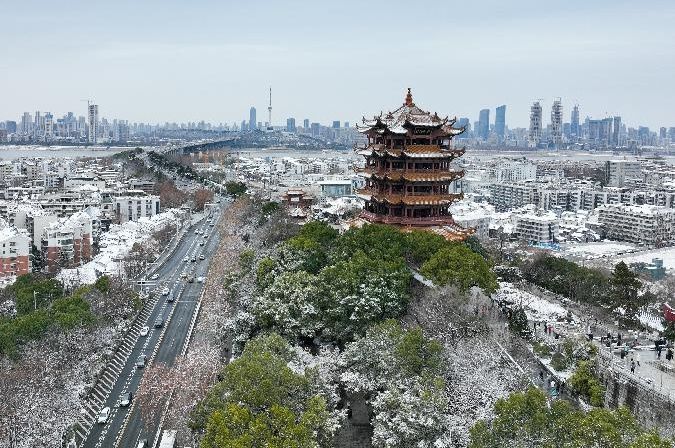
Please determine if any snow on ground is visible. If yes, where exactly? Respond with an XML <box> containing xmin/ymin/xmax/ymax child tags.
<box><xmin>559</xmin><ymin>241</ymin><xmax>637</xmax><ymax>260</ymax></box>
<box><xmin>617</xmin><ymin>246</ymin><xmax>675</xmax><ymax>270</ymax></box>
<box><xmin>58</xmin><ymin>209</ymin><xmax>183</xmax><ymax>287</ymax></box>
<box><xmin>496</xmin><ymin>282</ymin><xmax>573</xmax><ymax>323</ymax></box>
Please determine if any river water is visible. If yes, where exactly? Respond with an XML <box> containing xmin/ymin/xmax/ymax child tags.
<box><xmin>0</xmin><ymin>145</ymin><xmax>139</xmax><ymax>160</ymax></box>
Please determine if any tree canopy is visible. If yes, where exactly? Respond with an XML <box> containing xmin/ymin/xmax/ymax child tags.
<box><xmin>192</xmin><ymin>334</ymin><xmax>333</xmax><ymax>448</ymax></box>
<box><xmin>469</xmin><ymin>388</ymin><xmax>673</xmax><ymax>448</ymax></box>
<box><xmin>340</xmin><ymin>320</ymin><xmax>451</xmax><ymax>448</ymax></box>
<box><xmin>249</xmin><ymin>222</ymin><xmax>500</xmax><ymax>345</ymax></box>
<box><xmin>420</xmin><ymin>244</ymin><xmax>498</xmax><ymax>294</ymax></box>
<box><xmin>0</xmin><ymin>276</ymin><xmax>95</xmax><ymax>357</ymax></box>
<box><xmin>522</xmin><ymin>256</ymin><xmax>652</xmax><ymax>320</ymax></box>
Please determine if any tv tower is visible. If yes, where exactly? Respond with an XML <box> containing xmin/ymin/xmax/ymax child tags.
<box><xmin>266</xmin><ymin>87</ymin><xmax>273</xmax><ymax>131</ymax></box>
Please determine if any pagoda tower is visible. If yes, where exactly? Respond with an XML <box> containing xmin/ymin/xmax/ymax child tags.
<box><xmin>355</xmin><ymin>89</ymin><xmax>472</xmax><ymax>240</ymax></box>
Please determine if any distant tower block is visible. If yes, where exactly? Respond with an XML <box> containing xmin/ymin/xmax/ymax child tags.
<box><xmin>355</xmin><ymin>88</ymin><xmax>473</xmax><ymax>241</ymax></box>
<box><xmin>267</xmin><ymin>87</ymin><xmax>273</xmax><ymax>131</ymax></box>
<box><xmin>550</xmin><ymin>97</ymin><xmax>563</xmax><ymax>148</ymax></box>
<box><xmin>528</xmin><ymin>101</ymin><xmax>542</xmax><ymax>148</ymax></box>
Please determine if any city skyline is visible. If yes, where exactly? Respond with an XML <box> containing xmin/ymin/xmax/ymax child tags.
<box><xmin>2</xmin><ymin>0</ymin><xmax>674</xmax><ymax>128</ymax></box>
<box><xmin>3</xmin><ymin>96</ymin><xmax>672</xmax><ymax>132</ymax></box>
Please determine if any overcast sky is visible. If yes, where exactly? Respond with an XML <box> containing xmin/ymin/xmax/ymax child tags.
<box><xmin>3</xmin><ymin>0</ymin><xmax>674</xmax><ymax>129</ymax></box>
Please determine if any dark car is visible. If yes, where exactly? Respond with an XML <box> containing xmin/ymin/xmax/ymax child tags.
<box><xmin>154</xmin><ymin>317</ymin><xmax>164</xmax><ymax>328</ymax></box>
<box><xmin>120</xmin><ymin>392</ymin><xmax>133</xmax><ymax>407</ymax></box>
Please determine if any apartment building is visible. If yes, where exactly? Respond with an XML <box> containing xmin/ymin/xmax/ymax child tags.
<box><xmin>515</xmin><ymin>211</ymin><xmax>559</xmax><ymax>244</ymax></box>
<box><xmin>63</xmin><ymin>176</ymin><xmax>106</xmax><ymax>190</ymax></box>
<box><xmin>0</xmin><ymin>226</ymin><xmax>31</xmax><ymax>277</ymax></box>
<box><xmin>488</xmin><ymin>182</ymin><xmax>539</xmax><ymax>211</ymax></box>
<box><xmin>41</xmin><ymin>212</ymin><xmax>93</xmax><ymax>273</ymax></box>
<box><xmin>605</xmin><ymin>160</ymin><xmax>642</xmax><ymax>187</ymax></box>
<box><xmin>113</xmin><ymin>194</ymin><xmax>160</xmax><ymax>223</ymax></box>
<box><xmin>597</xmin><ymin>204</ymin><xmax>675</xmax><ymax>247</ymax></box>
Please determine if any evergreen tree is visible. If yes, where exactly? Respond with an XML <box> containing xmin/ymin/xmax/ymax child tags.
<box><xmin>610</xmin><ymin>262</ymin><xmax>643</xmax><ymax>317</ymax></box>
<box><xmin>508</xmin><ymin>307</ymin><xmax>529</xmax><ymax>336</ymax></box>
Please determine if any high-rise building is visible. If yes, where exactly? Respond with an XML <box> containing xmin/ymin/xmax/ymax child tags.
<box><xmin>20</xmin><ymin>112</ymin><xmax>32</xmax><ymax>135</ymax></box>
<box><xmin>660</xmin><ymin>127</ymin><xmax>667</xmax><ymax>140</ymax></box>
<box><xmin>570</xmin><ymin>105</ymin><xmax>580</xmax><ymax>139</ymax></box>
<box><xmin>528</xmin><ymin>101</ymin><xmax>542</xmax><ymax>147</ymax></box>
<box><xmin>495</xmin><ymin>105</ymin><xmax>506</xmax><ymax>140</ymax></box>
<box><xmin>286</xmin><ymin>117</ymin><xmax>296</xmax><ymax>132</ymax></box>
<box><xmin>77</xmin><ymin>116</ymin><xmax>86</xmax><ymax>137</ymax></box>
<box><xmin>613</xmin><ymin>117</ymin><xmax>622</xmax><ymax>146</ymax></box>
<box><xmin>332</xmin><ymin>121</ymin><xmax>340</xmax><ymax>129</ymax></box>
<box><xmin>550</xmin><ymin>98</ymin><xmax>563</xmax><ymax>148</ymax></box>
<box><xmin>44</xmin><ymin>113</ymin><xmax>54</xmax><ymax>141</ymax></box>
<box><xmin>478</xmin><ymin>109</ymin><xmax>490</xmax><ymax>140</ymax></box>
<box><xmin>88</xmin><ymin>104</ymin><xmax>99</xmax><ymax>144</ymax></box>
<box><xmin>118</xmin><ymin>120</ymin><xmax>130</xmax><ymax>143</ymax></box>
<box><xmin>249</xmin><ymin>107</ymin><xmax>257</xmax><ymax>130</ymax></box>
<box><xmin>303</xmin><ymin>118</ymin><xmax>310</xmax><ymax>130</ymax></box>
<box><xmin>637</xmin><ymin>126</ymin><xmax>651</xmax><ymax>145</ymax></box>
<box><xmin>34</xmin><ymin>111</ymin><xmax>42</xmax><ymax>139</ymax></box>
<box><xmin>344</xmin><ymin>121</ymin><xmax>350</xmax><ymax>128</ymax></box>
<box><xmin>456</xmin><ymin>117</ymin><xmax>470</xmax><ymax>138</ymax></box>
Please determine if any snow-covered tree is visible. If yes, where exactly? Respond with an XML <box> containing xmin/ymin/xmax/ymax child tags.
<box><xmin>372</xmin><ymin>377</ymin><xmax>452</xmax><ymax>448</ymax></box>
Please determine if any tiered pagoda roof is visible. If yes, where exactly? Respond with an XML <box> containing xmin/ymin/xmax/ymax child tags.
<box><xmin>357</xmin><ymin>88</ymin><xmax>466</xmax><ymax>137</ymax></box>
<box><xmin>353</xmin><ymin>89</ymin><xmax>473</xmax><ymax>240</ymax></box>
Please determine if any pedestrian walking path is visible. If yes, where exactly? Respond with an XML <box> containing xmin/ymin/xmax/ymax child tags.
<box><xmin>518</xmin><ymin>283</ymin><xmax>675</xmax><ymax>403</ymax></box>
<box><xmin>595</xmin><ymin>342</ymin><xmax>675</xmax><ymax>401</ymax></box>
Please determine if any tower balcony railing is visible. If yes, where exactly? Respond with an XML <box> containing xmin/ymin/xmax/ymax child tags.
<box><xmin>357</xmin><ymin>167</ymin><xmax>465</xmax><ymax>176</ymax></box>
<box><xmin>357</xmin><ymin>188</ymin><xmax>463</xmax><ymax>198</ymax></box>
<box><xmin>359</xmin><ymin>210</ymin><xmax>458</xmax><ymax>226</ymax></box>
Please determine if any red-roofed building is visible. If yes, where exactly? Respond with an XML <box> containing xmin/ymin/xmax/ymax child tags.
<box><xmin>664</xmin><ymin>303</ymin><xmax>675</xmax><ymax>323</ymax></box>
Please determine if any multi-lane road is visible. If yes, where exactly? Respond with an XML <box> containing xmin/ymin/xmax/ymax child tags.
<box><xmin>77</xmin><ymin>201</ymin><xmax>225</xmax><ymax>448</ymax></box>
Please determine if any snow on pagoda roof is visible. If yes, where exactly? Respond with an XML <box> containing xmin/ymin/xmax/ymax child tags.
<box><xmin>356</xmin><ymin>145</ymin><xmax>466</xmax><ymax>159</ymax></box>
<box><xmin>357</xmin><ymin>88</ymin><xmax>463</xmax><ymax>135</ymax></box>
<box><xmin>363</xmin><ymin>192</ymin><xmax>463</xmax><ymax>206</ymax></box>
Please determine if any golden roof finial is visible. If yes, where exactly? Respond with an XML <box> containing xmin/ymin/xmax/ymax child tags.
<box><xmin>404</xmin><ymin>88</ymin><xmax>414</xmax><ymax>106</ymax></box>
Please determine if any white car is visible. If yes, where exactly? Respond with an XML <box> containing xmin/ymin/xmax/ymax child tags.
<box><xmin>150</xmin><ymin>274</ymin><xmax>160</xmax><ymax>280</ymax></box>
<box><xmin>161</xmin><ymin>288</ymin><xmax>170</xmax><ymax>296</ymax></box>
<box><xmin>182</xmin><ymin>257</ymin><xmax>188</xmax><ymax>262</ymax></box>
<box><xmin>97</xmin><ymin>407</ymin><xmax>111</xmax><ymax>424</ymax></box>
<box><xmin>140</xmin><ymin>326</ymin><xmax>149</xmax><ymax>337</ymax></box>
